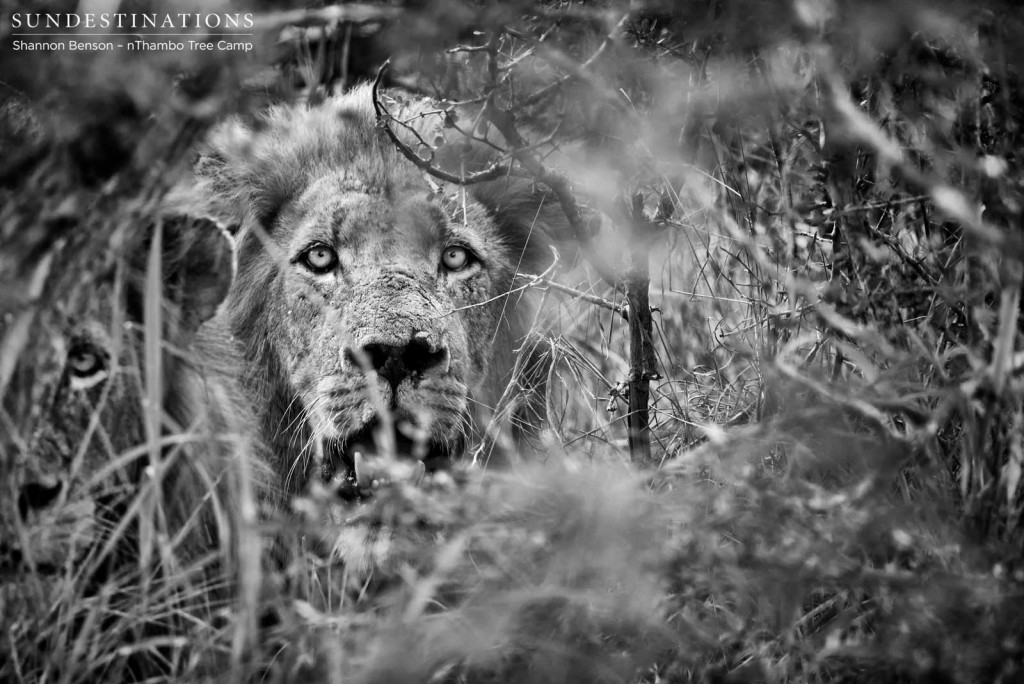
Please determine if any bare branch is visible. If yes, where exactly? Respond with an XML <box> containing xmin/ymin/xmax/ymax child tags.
<box><xmin>514</xmin><ymin>271</ymin><xmax>627</xmax><ymax>320</ymax></box>
<box><xmin>482</xmin><ymin>101</ymin><xmax>623</xmax><ymax>291</ymax></box>
<box><xmin>514</xmin><ymin>13</ymin><xmax>629</xmax><ymax>109</ymax></box>
<box><xmin>371</xmin><ymin>61</ymin><xmax>512</xmax><ymax>186</ymax></box>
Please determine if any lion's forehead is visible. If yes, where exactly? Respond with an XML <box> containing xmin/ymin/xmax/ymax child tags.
<box><xmin>288</xmin><ymin>176</ymin><xmax>507</xmax><ymax>262</ymax></box>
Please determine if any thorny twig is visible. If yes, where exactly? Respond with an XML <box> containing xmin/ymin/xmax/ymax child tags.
<box><xmin>481</xmin><ymin>93</ymin><xmax>623</xmax><ymax>291</ymax></box>
<box><xmin>514</xmin><ymin>270</ymin><xmax>627</xmax><ymax>319</ymax></box>
<box><xmin>514</xmin><ymin>14</ymin><xmax>627</xmax><ymax>109</ymax></box>
<box><xmin>504</xmin><ymin>14</ymin><xmax>630</xmax><ymax>113</ymax></box>
<box><xmin>371</xmin><ymin>61</ymin><xmax>511</xmax><ymax>185</ymax></box>
<box><xmin>445</xmin><ymin>247</ymin><xmax>561</xmax><ymax>315</ymax></box>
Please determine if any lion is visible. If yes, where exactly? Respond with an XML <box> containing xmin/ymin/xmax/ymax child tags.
<box><xmin>193</xmin><ymin>85</ymin><xmax>565</xmax><ymax>505</ymax></box>
<box><xmin>0</xmin><ymin>213</ymin><xmax>268</xmax><ymax>679</ymax></box>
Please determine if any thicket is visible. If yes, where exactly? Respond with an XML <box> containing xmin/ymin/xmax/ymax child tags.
<box><xmin>2</xmin><ymin>0</ymin><xmax>1024</xmax><ymax>682</ymax></box>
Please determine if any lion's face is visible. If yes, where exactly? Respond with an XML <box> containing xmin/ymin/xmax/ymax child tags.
<box><xmin>202</xmin><ymin>87</ymin><xmax>563</xmax><ymax>488</ymax></box>
<box><xmin>3</xmin><ymin>274</ymin><xmax>136</xmax><ymax>574</ymax></box>
<box><xmin>272</xmin><ymin>178</ymin><xmax>513</xmax><ymax>461</ymax></box>
<box><xmin>1</xmin><ymin>220</ymin><xmax>235</xmax><ymax>576</ymax></box>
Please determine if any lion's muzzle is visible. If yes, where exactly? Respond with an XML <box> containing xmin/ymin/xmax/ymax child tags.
<box><xmin>344</xmin><ymin>330</ymin><xmax>450</xmax><ymax>396</ymax></box>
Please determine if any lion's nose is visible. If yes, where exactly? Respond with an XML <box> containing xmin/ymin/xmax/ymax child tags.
<box><xmin>17</xmin><ymin>480</ymin><xmax>63</xmax><ymax>520</ymax></box>
<box><xmin>348</xmin><ymin>333</ymin><xmax>450</xmax><ymax>388</ymax></box>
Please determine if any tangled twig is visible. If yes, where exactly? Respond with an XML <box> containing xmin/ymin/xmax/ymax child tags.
<box><xmin>371</xmin><ymin>61</ymin><xmax>510</xmax><ymax>186</ymax></box>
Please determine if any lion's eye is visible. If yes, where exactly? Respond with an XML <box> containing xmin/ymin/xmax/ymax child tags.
<box><xmin>67</xmin><ymin>345</ymin><xmax>105</xmax><ymax>378</ymax></box>
<box><xmin>300</xmin><ymin>245</ymin><xmax>339</xmax><ymax>274</ymax></box>
<box><xmin>441</xmin><ymin>246</ymin><xmax>472</xmax><ymax>272</ymax></box>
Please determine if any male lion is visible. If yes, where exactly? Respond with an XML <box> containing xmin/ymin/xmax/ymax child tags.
<box><xmin>0</xmin><ymin>215</ymin><xmax>267</xmax><ymax>679</ymax></box>
<box><xmin>194</xmin><ymin>85</ymin><xmax>565</xmax><ymax>497</ymax></box>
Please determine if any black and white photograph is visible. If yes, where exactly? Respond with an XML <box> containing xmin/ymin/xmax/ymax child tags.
<box><xmin>1</xmin><ymin>1</ymin><xmax>1023</xmax><ymax>682</ymax></box>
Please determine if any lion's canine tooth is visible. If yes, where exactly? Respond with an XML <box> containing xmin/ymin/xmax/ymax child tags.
<box><xmin>353</xmin><ymin>450</ymin><xmax>365</xmax><ymax>487</ymax></box>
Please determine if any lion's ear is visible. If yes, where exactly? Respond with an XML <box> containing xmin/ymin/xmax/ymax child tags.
<box><xmin>471</xmin><ymin>176</ymin><xmax>578</xmax><ymax>272</ymax></box>
<box><xmin>160</xmin><ymin>215</ymin><xmax>235</xmax><ymax>336</ymax></box>
<box><xmin>163</xmin><ymin>177</ymin><xmax>243</xmax><ymax>238</ymax></box>
<box><xmin>193</xmin><ymin>117</ymin><xmax>302</xmax><ymax>231</ymax></box>
<box><xmin>193</xmin><ymin>117</ymin><xmax>247</xmax><ymax>190</ymax></box>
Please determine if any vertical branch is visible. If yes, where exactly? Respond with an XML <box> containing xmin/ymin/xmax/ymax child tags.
<box><xmin>625</xmin><ymin>256</ymin><xmax>653</xmax><ymax>461</ymax></box>
<box><xmin>625</xmin><ymin>193</ymin><xmax>657</xmax><ymax>462</ymax></box>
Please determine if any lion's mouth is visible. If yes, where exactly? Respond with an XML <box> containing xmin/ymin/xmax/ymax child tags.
<box><xmin>0</xmin><ymin>545</ymin><xmax>32</xmax><ymax>578</ymax></box>
<box><xmin>0</xmin><ymin>539</ymin><xmax>77</xmax><ymax>579</ymax></box>
<box><xmin>318</xmin><ymin>418</ymin><xmax>455</xmax><ymax>501</ymax></box>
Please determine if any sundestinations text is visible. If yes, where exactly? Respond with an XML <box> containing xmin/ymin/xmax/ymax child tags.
<box><xmin>10</xmin><ymin>13</ymin><xmax>255</xmax><ymax>30</ymax></box>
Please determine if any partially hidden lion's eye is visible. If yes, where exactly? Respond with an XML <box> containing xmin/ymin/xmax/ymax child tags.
<box><xmin>441</xmin><ymin>246</ymin><xmax>472</xmax><ymax>272</ymax></box>
<box><xmin>300</xmin><ymin>244</ymin><xmax>339</xmax><ymax>274</ymax></box>
<box><xmin>66</xmin><ymin>344</ymin><xmax>105</xmax><ymax>378</ymax></box>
